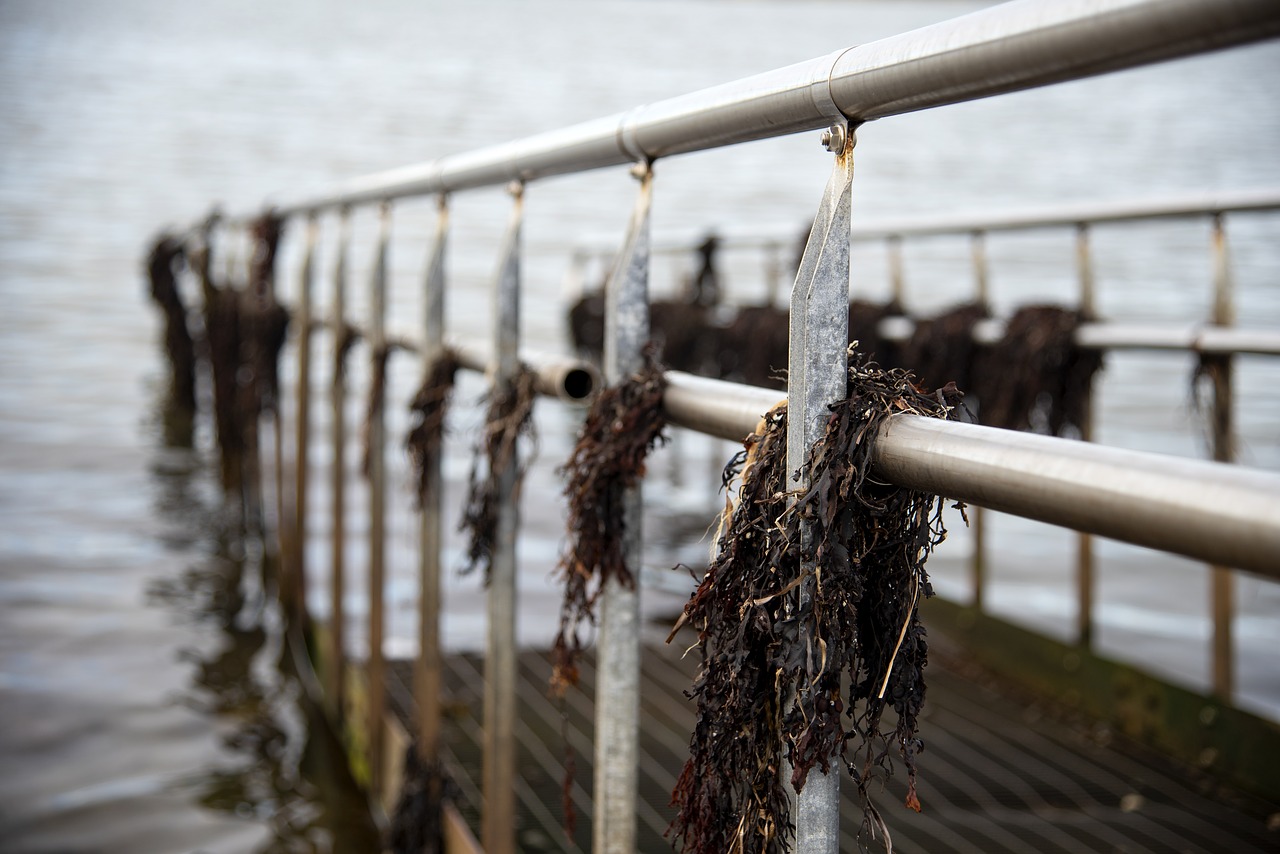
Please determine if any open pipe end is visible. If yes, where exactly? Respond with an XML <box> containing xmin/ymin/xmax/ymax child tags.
<box><xmin>561</xmin><ymin>366</ymin><xmax>597</xmax><ymax>402</ymax></box>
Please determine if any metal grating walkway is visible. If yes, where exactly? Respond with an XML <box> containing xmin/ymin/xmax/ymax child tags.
<box><xmin>386</xmin><ymin>642</ymin><xmax>1275</xmax><ymax>853</ymax></box>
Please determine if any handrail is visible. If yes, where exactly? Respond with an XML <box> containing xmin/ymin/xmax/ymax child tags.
<box><xmin>569</xmin><ymin>187</ymin><xmax>1280</xmax><ymax>256</ymax></box>
<box><xmin>661</xmin><ymin>371</ymin><xmax>1280</xmax><ymax>579</ymax></box>
<box><xmin>240</xmin><ymin>0</ymin><xmax>1280</xmax><ymax>218</ymax></box>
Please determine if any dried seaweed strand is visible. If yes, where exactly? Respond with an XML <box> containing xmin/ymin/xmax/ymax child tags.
<box><xmin>458</xmin><ymin>365</ymin><xmax>539</xmax><ymax>583</ymax></box>
<box><xmin>669</xmin><ymin>351</ymin><xmax>962</xmax><ymax>854</ymax></box>
<box><xmin>550</xmin><ymin>345</ymin><xmax>667</xmax><ymax>835</ymax></box>
<box><xmin>405</xmin><ymin>348</ymin><xmax>462</xmax><ymax>506</ymax></box>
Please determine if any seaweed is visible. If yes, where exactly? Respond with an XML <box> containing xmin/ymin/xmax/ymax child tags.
<box><xmin>386</xmin><ymin>742</ymin><xmax>451</xmax><ymax>854</ymax></box>
<box><xmin>974</xmin><ymin>305</ymin><xmax>1101</xmax><ymax>436</ymax></box>
<box><xmin>669</xmin><ymin>349</ymin><xmax>962</xmax><ymax>854</ymax></box>
<box><xmin>146</xmin><ymin>233</ymin><xmax>198</xmax><ymax>413</ymax></box>
<box><xmin>550</xmin><ymin>346</ymin><xmax>668</xmax><ymax>834</ymax></box>
<box><xmin>568</xmin><ymin>290</ymin><xmax>606</xmax><ymax>360</ymax></box>
<box><xmin>458</xmin><ymin>366</ymin><xmax>539</xmax><ymax>582</ymax></box>
<box><xmin>848</xmin><ymin>299</ymin><xmax>905</xmax><ymax>369</ymax></box>
<box><xmin>715</xmin><ymin>304</ymin><xmax>790</xmax><ymax>389</ymax></box>
<box><xmin>900</xmin><ymin>301</ymin><xmax>990</xmax><ymax>394</ymax></box>
<box><xmin>686</xmin><ymin>233</ymin><xmax>722</xmax><ymax>308</ymax></box>
<box><xmin>405</xmin><ymin>349</ymin><xmax>462</xmax><ymax>505</ymax></box>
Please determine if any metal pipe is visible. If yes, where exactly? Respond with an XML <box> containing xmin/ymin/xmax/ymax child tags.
<box><xmin>243</xmin><ymin>0</ymin><xmax>1279</xmax><ymax>216</ymax></box>
<box><xmin>483</xmin><ymin>183</ymin><xmax>523</xmax><ymax>854</ymax></box>
<box><xmin>594</xmin><ymin>163</ymin><xmax>652</xmax><ymax>854</ymax></box>
<box><xmin>1075</xmin><ymin>223</ymin><xmax>1096</xmax><ymax>649</ymax></box>
<box><xmin>968</xmin><ymin>229</ymin><xmax>989</xmax><ymax>611</ymax></box>
<box><xmin>417</xmin><ymin>196</ymin><xmax>448</xmax><ymax>765</ymax></box>
<box><xmin>449</xmin><ymin>339</ymin><xmax>599</xmax><ymax>403</ymax></box>
<box><xmin>874</xmin><ymin>316</ymin><xmax>1280</xmax><ymax>357</ymax></box>
<box><xmin>785</xmin><ymin>124</ymin><xmax>854</xmax><ymax>853</ymax></box>
<box><xmin>293</xmin><ymin>215</ymin><xmax>317</xmax><ymax>621</ymax></box>
<box><xmin>328</xmin><ymin>208</ymin><xmax>351</xmax><ymax>720</ymax></box>
<box><xmin>368</xmin><ymin>203</ymin><xmax>391</xmax><ymax>797</ymax></box>
<box><xmin>1209</xmin><ymin>213</ymin><xmax>1236</xmax><ymax>700</ymax></box>
<box><xmin>660</xmin><ymin>371</ymin><xmax>1280</xmax><ymax>580</ymax></box>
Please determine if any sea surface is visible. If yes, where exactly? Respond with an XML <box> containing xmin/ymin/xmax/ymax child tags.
<box><xmin>2</xmin><ymin>0</ymin><xmax>1278</xmax><ymax>850</ymax></box>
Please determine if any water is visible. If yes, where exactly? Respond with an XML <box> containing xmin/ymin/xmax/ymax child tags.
<box><xmin>2</xmin><ymin>0</ymin><xmax>1278</xmax><ymax>850</ymax></box>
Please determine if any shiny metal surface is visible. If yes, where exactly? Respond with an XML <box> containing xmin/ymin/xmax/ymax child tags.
<box><xmin>238</xmin><ymin>0</ymin><xmax>1280</xmax><ymax>216</ymax></box>
<box><xmin>662</xmin><ymin>372</ymin><xmax>1280</xmax><ymax>580</ymax></box>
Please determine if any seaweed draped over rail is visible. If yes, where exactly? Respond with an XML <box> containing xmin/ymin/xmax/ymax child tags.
<box><xmin>549</xmin><ymin>347</ymin><xmax>667</xmax><ymax>834</ymax></box>
<box><xmin>670</xmin><ymin>352</ymin><xmax>962</xmax><ymax>854</ymax></box>
<box><xmin>458</xmin><ymin>365</ymin><xmax>539</xmax><ymax>583</ymax></box>
<box><xmin>405</xmin><ymin>348</ymin><xmax>462</xmax><ymax>506</ymax></box>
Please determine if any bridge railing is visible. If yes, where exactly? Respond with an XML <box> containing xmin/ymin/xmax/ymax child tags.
<box><xmin>190</xmin><ymin>1</ymin><xmax>1280</xmax><ymax>851</ymax></box>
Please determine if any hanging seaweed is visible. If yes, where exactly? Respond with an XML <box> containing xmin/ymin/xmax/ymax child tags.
<box><xmin>900</xmin><ymin>301</ymin><xmax>990</xmax><ymax>394</ymax></box>
<box><xmin>146</xmin><ymin>233</ymin><xmax>198</xmax><ymax>414</ymax></box>
<box><xmin>549</xmin><ymin>345</ymin><xmax>667</xmax><ymax>833</ymax></box>
<box><xmin>669</xmin><ymin>350</ymin><xmax>962</xmax><ymax>854</ymax></box>
<box><xmin>974</xmin><ymin>305</ymin><xmax>1101</xmax><ymax>435</ymax></box>
<box><xmin>247</xmin><ymin>210</ymin><xmax>284</xmax><ymax>296</ymax></box>
<box><xmin>405</xmin><ymin>348</ymin><xmax>462</xmax><ymax>505</ymax></box>
<box><xmin>240</xmin><ymin>289</ymin><xmax>291</xmax><ymax>417</ymax></box>
<box><xmin>361</xmin><ymin>343</ymin><xmax>396</xmax><ymax>478</ymax></box>
<box><xmin>1190</xmin><ymin>352</ymin><xmax>1232</xmax><ymax>460</ymax></box>
<box><xmin>458</xmin><ymin>365</ymin><xmax>539</xmax><ymax>582</ymax></box>
<box><xmin>568</xmin><ymin>290</ymin><xmax>606</xmax><ymax>360</ymax></box>
<box><xmin>386</xmin><ymin>742</ymin><xmax>451</xmax><ymax>854</ymax></box>
<box><xmin>848</xmin><ymin>299</ymin><xmax>905</xmax><ymax>369</ymax></box>
<box><xmin>715</xmin><ymin>304</ymin><xmax>790</xmax><ymax>389</ymax></box>
<box><xmin>332</xmin><ymin>321</ymin><xmax>361</xmax><ymax>385</ymax></box>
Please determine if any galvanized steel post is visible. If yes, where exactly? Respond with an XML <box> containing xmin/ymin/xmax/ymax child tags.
<box><xmin>484</xmin><ymin>182</ymin><xmax>523</xmax><ymax>854</ymax></box>
<box><xmin>417</xmin><ymin>196</ymin><xmax>449</xmax><ymax>763</ymax></box>
<box><xmin>1075</xmin><ymin>222</ymin><xmax>1096</xmax><ymax>648</ymax></box>
<box><xmin>292</xmin><ymin>214</ymin><xmax>317</xmax><ymax>620</ymax></box>
<box><xmin>368</xmin><ymin>202</ymin><xmax>392</xmax><ymax>795</ymax></box>
<box><xmin>1209</xmin><ymin>212</ymin><xmax>1235</xmax><ymax>700</ymax></box>
<box><xmin>785</xmin><ymin>123</ymin><xmax>854</xmax><ymax>853</ymax></box>
<box><xmin>969</xmin><ymin>229</ymin><xmax>990</xmax><ymax>611</ymax></box>
<box><xmin>887</xmin><ymin>235</ymin><xmax>904</xmax><ymax>305</ymax></box>
<box><xmin>329</xmin><ymin>207</ymin><xmax>352</xmax><ymax>720</ymax></box>
<box><xmin>595</xmin><ymin>162</ymin><xmax>653</xmax><ymax>854</ymax></box>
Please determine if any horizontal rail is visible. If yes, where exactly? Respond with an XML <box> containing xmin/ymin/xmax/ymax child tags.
<box><xmin>571</xmin><ymin>187</ymin><xmax>1280</xmax><ymax>256</ymax></box>
<box><xmin>661</xmin><ymin>371</ymin><xmax>1280</xmax><ymax>579</ymax></box>
<box><xmin>872</xmin><ymin>317</ymin><xmax>1280</xmax><ymax>357</ymax></box>
<box><xmin>314</xmin><ymin>319</ymin><xmax>599</xmax><ymax>402</ymax></box>
<box><xmin>250</xmin><ymin>0</ymin><xmax>1279</xmax><ymax>217</ymax></box>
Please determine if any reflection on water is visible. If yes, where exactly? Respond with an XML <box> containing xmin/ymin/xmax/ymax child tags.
<box><xmin>146</xmin><ymin>399</ymin><xmax>380</xmax><ymax>853</ymax></box>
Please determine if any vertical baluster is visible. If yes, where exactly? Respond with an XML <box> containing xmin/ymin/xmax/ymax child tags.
<box><xmin>1209</xmin><ymin>213</ymin><xmax>1235</xmax><ymax>700</ymax></box>
<box><xmin>969</xmin><ymin>229</ymin><xmax>989</xmax><ymax>611</ymax></box>
<box><xmin>291</xmin><ymin>214</ymin><xmax>318</xmax><ymax>622</ymax></box>
<box><xmin>1075</xmin><ymin>222</ymin><xmax>1096</xmax><ymax>648</ymax></box>
<box><xmin>368</xmin><ymin>202</ymin><xmax>392</xmax><ymax>796</ymax></box>
<box><xmin>786</xmin><ymin>123</ymin><xmax>854</xmax><ymax>853</ymax></box>
<box><xmin>417</xmin><ymin>196</ymin><xmax>449</xmax><ymax>762</ymax></box>
<box><xmin>329</xmin><ymin>207</ymin><xmax>352</xmax><ymax>720</ymax></box>
<box><xmin>484</xmin><ymin>183</ymin><xmax>523</xmax><ymax>854</ymax></box>
<box><xmin>595</xmin><ymin>163</ymin><xmax>653</xmax><ymax>854</ymax></box>
<box><xmin>887</xmin><ymin>234</ymin><xmax>904</xmax><ymax>305</ymax></box>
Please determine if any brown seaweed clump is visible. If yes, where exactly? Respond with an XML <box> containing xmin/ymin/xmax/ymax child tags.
<box><xmin>974</xmin><ymin>305</ymin><xmax>1102</xmax><ymax>436</ymax></box>
<box><xmin>386</xmin><ymin>742</ymin><xmax>450</xmax><ymax>854</ymax></box>
<box><xmin>405</xmin><ymin>349</ymin><xmax>462</xmax><ymax>505</ymax></box>
<box><xmin>549</xmin><ymin>346</ymin><xmax>667</xmax><ymax>833</ymax></box>
<box><xmin>458</xmin><ymin>366</ymin><xmax>539</xmax><ymax>582</ymax></box>
<box><xmin>900</xmin><ymin>301</ymin><xmax>990</xmax><ymax>394</ymax></box>
<box><xmin>146</xmin><ymin>234</ymin><xmax>198</xmax><ymax>414</ymax></box>
<box><xmin>669</xmin><ymin>351</ymin><xmax>962</xmax><ymax>854</ymax></box>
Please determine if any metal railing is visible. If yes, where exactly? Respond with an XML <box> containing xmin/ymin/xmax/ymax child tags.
<box><xmin>195</xmin><ymin>1</ymin><xmax>1280</xmax><ymax>851</ymax></box>
<box><xmin>571</xmin><ymin>186</ymin><xmax>1280</xmax><ymax>697</ymax></box>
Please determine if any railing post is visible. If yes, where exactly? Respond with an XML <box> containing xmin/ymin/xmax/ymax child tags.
<box><xmin>595</xmin><ymin>162</ymin><xmax>653</xmax><ymax>854</ymax></box>
<box><xmin>785</xmin><ymin>122</ymin><xmax>854</xmax><ymax>853</ymax></box>
<box><xmin>969</xmin><ymin>229</ymin><xmax>989</xmax><ymax>611</ymax></box>
<box><xmin>329</xmin><ymin>207</ymin><xmax>352</xmax><ymax>720</ymax></box>
<box><xmin>887</xmin><ymin>235</ymin><xmax>904</xmax><ymax>305</ymax></box>
<box><xmin>417</xmin><ymin>196</ymin><xmax>449</xmax><ymax>763</ymax></box>
<box><xmin>1209</xmin><ymin>212</ymin><xmax>1235</xmax><ymax>700</ymax></box>
<box><xmin>1074</xmin><ymin>223</ymin><xmax>1096</xmax><ymax>648</ymax></box>
<box><xmin>484</xmin><ymin>182</ymin><xmax>524</xmax><ymax>854</ymax></box>
<box><xmin>292</xmin><ymin>214</ymin><xmax>318</xmax><ymax>621</ymax></box>
<box><xmin>368</xmin><ymin>202</ymin><xmax>392</xmax><ymax>796</ymax></box>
